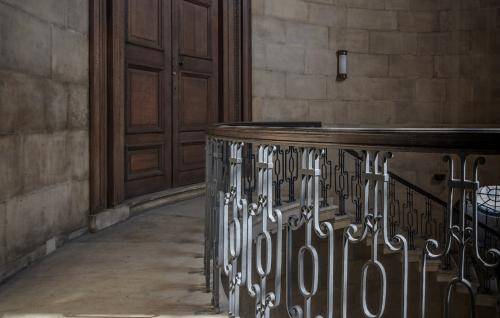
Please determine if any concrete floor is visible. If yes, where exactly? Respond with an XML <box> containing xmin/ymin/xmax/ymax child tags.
<box><xmin>0</xmin><ymin>197</ymin><xmax>221</xmax><ymax>318</ymax></box>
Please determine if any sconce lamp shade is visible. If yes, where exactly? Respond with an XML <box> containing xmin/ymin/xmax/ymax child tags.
<box><xmin>337</xmin><ymin>50</ymin><xmax>348</xmax><ymax>81</ymax></box>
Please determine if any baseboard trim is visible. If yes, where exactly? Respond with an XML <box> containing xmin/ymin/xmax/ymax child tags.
<box><xmin>89</xmin><ymin>183</ymin><xmax>206</xmax><ymax>232</ymax></box>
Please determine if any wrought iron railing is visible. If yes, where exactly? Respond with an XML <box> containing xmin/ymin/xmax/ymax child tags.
<box><xmin>204</xmin><ymin>123</ymin><xmax>500</xmax><ymax>318</ymax></box>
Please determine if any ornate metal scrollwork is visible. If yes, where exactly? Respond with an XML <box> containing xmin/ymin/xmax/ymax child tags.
<box><xmin>218</xmin><ymin>142</ymin><xmax>245</xmax><ymax>317</ymax></box>
<box><xmin>206</xmin><ymin>138</ymin><xmax>226</xmax><ymax>309</ymax></box>
<box><xmin>274</xmin><ymin>146</ymin><xmax>285</xmax><ymax>207</ymax></box>
<box><xmin>334</xmin><ymin>150</ymin><xmax>349</xmax><ymax>213</ymax></box>
<box><xmin>206</xmin><ymin>137</ymin><xmax>500</xmax><ymax>318</ymax></box>
<box><xmin>285</xmin><ymin>146</ymin><xmax>299</xmax><ymax>204</ymax></box>
<box><xmin>243</xmin><ymin>143</ymin><xmax>256</xmax><ymax>202</ymax></box>
<box><xmin>420</xmin><ymin>155</ymin><xmax>500</xmax><ymax>318</ymax></box>
<box><xmin>245</xmin><ymin>145</ymin><xmax>283</xmax><ymax>318</ymax></box>
<box><xmin>342</xmin><ymin>151</ymin><xmax>408</xmax><ymax>318</ymax></box>
<box><xmin>286</xmin><ymin>148</ymin><xmax>335</xmax><ymax>318</ymax></box>
<box><xmin>351</xmin><ymin>155</ymin><xmax>364</xmax><ymax>224</ymax></box>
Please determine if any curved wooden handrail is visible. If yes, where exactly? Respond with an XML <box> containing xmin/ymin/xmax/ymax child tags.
<box><xmin>208</xmin><ymin>124</ymin><xmax>500</xmax><ymax>154</ymax></box>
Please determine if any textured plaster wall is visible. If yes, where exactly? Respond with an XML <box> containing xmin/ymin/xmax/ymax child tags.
<box><xmin>0</xmin><ymin>0</ymin><xmax>89</xmax><ymax>280</ymax></box>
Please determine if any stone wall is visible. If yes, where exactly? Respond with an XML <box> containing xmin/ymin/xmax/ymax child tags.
<box><xmin>251</xmin><ymin>0</ymin><xmax>500</xmax><ymax>197</ymax></box>
<box><xmin>0</xmin><ymin>0</ymin><xmax>89</xmax><ymax>280</ymax></box>
<box><xmin>252</xmin><ymin>0</ymin><xmax>500</xmax><ymax>126</ymax></box>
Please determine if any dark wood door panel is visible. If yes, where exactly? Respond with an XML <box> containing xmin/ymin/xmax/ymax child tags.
<box><xmin>126</xmin><ymin>66</ymin><xmax>163</xmax><ymax>133</ymax></box>
<box><xmin>176</xmin><ymin>134</ymin><xmax>206</xmax><ymax>186</ymax></box>
<box><xmin>126</xmin><ymin>144</ymin><xmax>164</xmax><ymax>180</ymax></box>
<box><xmin>127</xmin><ymin>0</ymin><xmax>163</xmax><ymax>49</ymax></box>
<box><xmin>179</xmin><ymin>0</ymin><xmax>211</xmax><ymax>58</ymax></box>
<box><xmin>90</xmin><ymin>0</ymin><xmax>252</xmax><ymax>209</ymax></box>
<box><xmin>124</xmin><ymin>0</ymin><xmax>172</xmax><ymax>198</ymax></box>
<box><xmin>172</xmin><ymin>0</ymin><xmax>218</xmax><ymax>187</ymax></box>
<box><xmin>176</xmin><ymin>131</ymin><xmax>206</xmax><ymax>169</ymax></box>
<box><xmin>179</xmin><ymin>71</ymin><xmax>211</xmax><ymax>131</ymax></box>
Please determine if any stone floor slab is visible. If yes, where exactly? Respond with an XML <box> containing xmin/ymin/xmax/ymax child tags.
<box><xmin>0</xmin><ymin>197</ymin><xmax>220</xmax><ymax>317</ymax></box>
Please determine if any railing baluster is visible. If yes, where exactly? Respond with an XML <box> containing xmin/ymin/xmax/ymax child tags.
<box><xmin>273</xmin><ymin>146</ymin><xmax>285</xmax><ymax>207</ymax></box>
<box><xmin>334</xmin><ymin>149</ymin><xmax>348</xmax><ymax>214</ymax></box>
<box><xmin>342</xmin><ymin>151</ymin><xmax>408</xmax><ymax>318</ymax></box>
<box><xmin>320</xmin><ymin>149</ymin><xmax>333</xmax><ymax>208</ymax></box>
<box><xmin>206</xmin><ymin>126</ymin><xmax>500</xmax><ymax>318</ymax></box>
<box><xmin>285</xmin><ymin>146</ymin><xmax>299</xmax><ymax>204</ymax></box>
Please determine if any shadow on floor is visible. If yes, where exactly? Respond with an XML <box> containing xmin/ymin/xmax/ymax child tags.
<box><xmin>0</xmin><ymin>197</ymin><xmax>221</xmax><ymax>317</ymax></box>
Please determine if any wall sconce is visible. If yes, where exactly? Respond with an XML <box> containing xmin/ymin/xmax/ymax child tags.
<box><xmin>337</xmin><ymin>50</ymin><xmax>348</xmax><ymax>81</ymax></box>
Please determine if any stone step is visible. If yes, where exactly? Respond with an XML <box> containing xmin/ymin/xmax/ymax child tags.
<box><xmin>251</xmin><ymin>201</ymin><xmax>341</xmax><ymax>237</ymax></box>
<box><xmin>477</xmin><ymin>293</ymin><xmax>499</xmax><ymax>308</ymax></box>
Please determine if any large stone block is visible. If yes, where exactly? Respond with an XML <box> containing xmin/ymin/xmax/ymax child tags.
<box><xmin>0</xmin><ymin>135</ymin><xmax>22</xmax><ymax>201</ymax></box>
<box><xmin>0</xmin><ymin>202</ymin><xmax>5</xmax><ymax>265</ymax></box>
<box><xmin>264</xmin><ymin>0</ymin><xmax>307</xmax><ymax>22</ymax></box>
<box><xmin>473</xmin><ymin>79</ymin><xmax>491</xmax><ymax>104</ymax></box>
<box><xmin>67</xmin><ymin>0</ymin><xmax>89</xmax><ymax>34</ymax></box>
<box><xmin>308</xmin><ymin>100</ymin><xmax>348</xmax><ymax>125</ymax></box>
<box><xmin>252</xmin><ymin>97</ymin><xmax>265</xmax><ymax>121</ymax></box>
<box><xmin>446</xmin><ymin>78</ymin><xmax>473</xmax><ymax>104</ymax></box>
<box><xmin>5</xmin><ymin>183</ymin><xmax>71</xmax><ymax>262</ymax></box>
<box><xmin>252</xmin><ymin>0</ymin><xmax>264</xmax><ymax>15</ymax></box>
<box><xmin>0</xmin><ymin>71</ymin><xmax>41</xmax><ymax>134</ymax></box>
<box><xmin>345</xmin><ymin>100</ymin><xmax>395</xmax><ymax>125</ymax></box>
<box><xmin>394</xmin><ymin>101</ymin><xmax>443</xmax><ymax>125</ymax></box>
<box><xmin>286</xmin><ymin>22</ymin><xmax>329</xmax><ymax>48</ymax></box>
<box><xmin>397</xmin><ymin>11</ymin><xmax>439</xmax><ymax>33</ymax></box>
<box><xmin>328</xmin><ymin>28</ymin><xmax>338</xmax><ymax>50</ymax></box>
<box><xmin>252</xmin><ymin>70</ymin><xmax>285</xmax><ymax>98</ymax></box>
<box><xmin>370</xmin><ymin>31</ymin><xmax>417</xmax><ymax>54</ymax></box>
<box><xmin>389</xmin><ymin>55</ymin><xmax>433</xmax><ymax>78</ymax></box>
<box><xmin>0</xmin><ymin>71</ymin><xmax>67</xmax><ymax>134</ymax></box>
<box><xmin>349</xmin><ymin>53</ymin><xmax>389</xmax><ymax>77</ymax></box>
<box><xmin>286</xmin><ymin>74</ymin><xmax>327</xmax><ymax>99</ymax></box>
<box><xmin>345</xmin><ymin>0</ymin><xmax>385</xmax><ymax>9</ymax></box>
<box><xmin>416</xmin><ymin>79</ymin><xmax>446</xmax><ymax>102</ymax></box>
<box><xmin>385</xmin><ymin>0</ymin><xmax>410</xmax><ymax>10</ymax></box>
<box><xmin>337</xmin><ymin>77</ymin><xmax>415</xmax><ymax>101</ymax></box>
<box><xmin>307</xmin><ymin>3</ymin><xmax>341</xmax><ymax>27</ymax></box>
<box><xmin>253</xmin><ymin>16</ymin><xmax>286</xmax><ymax>43</ymax></box>
<box><xmin>52</xmin><ymin>27</ymin><xmax>89</xmax><ymax>84</ymax></box>
<box><xmin>458</xmin><ymin>54</ymin><xmax>490</xmax><ymax>79</ymax></box>
<box><xmin>254</xmin><ymin>98</ymin><xmax>309</xmax><ymax>121</ymax></box>
<box><xmin>1</xmin><ymin>0</ymin><xmax>68</xmax><ymax>26</ymax></box>
<box><xmin>22</xmin><ymin>132</ymin><xmax>69</xmax><ymax>193</ymax></box>
<box><xmin>266</xmin><ymin>43</ymin><xmax>305</xmax><ymax>73</ymax></box>
<box><xmin>45</xmin><ymin>81</ymin><xmax>68</xmax><ymax>132</ymax></box>
<box><xmin>434</xmin><ymin>55</ymin><xmax>460</xmax><ymax>78</ymax></box>
<box><xmin>327</xmin><ymin>76</ymin><xmax>338</xmax><ymax>99</ymax></box>
<box><xmin>439</xmin><ymin>10</ymin><xmax>460</xmax><ymax>32</ymax></box>
<box><xmin>347</xmin><ymin>9</ymin><xmax>397</xmax><ymax>30</ymax></box>
<box><xmin>305</xmin><ymin>48</ymin><xmax>336</xmax><ymax>75</ymax></box>
<box><xmin>417</xmin><ymin>33</ymin><xmax>449</xmax><ymax>55</ymax></box>
<box><xmin>68</xmin><ymin>84</ymin><xmax>89</xmax><ymax>130</ymax></box>
<box><xmin>252</xmin><ymin>40</ymin><xmax>266</xmax><ymax>70</ymax></box>
<box><xmin>337</xmin><ymin>29</ymin><xmax>370</xmax><ymax>53</ymax></box>
<box><xmin>418</xmin><ymin>32</ymin><xmax>471</xmax><ymax>55</ymax></box>
<box><xmin>67</xmin><ymin>130</ymin><xmax>89</xmax><ymax>181</ymax></box>
<box><xmin>0</xmin><ymin>3</ymin><xmax>51</xmax><ymax>77</ymax></box>
<box><xmin>69</xmin><ymin>179</ymin><xmax>90</xmax><ymax>230</ymax></box>
<box><xmin>409</xmin><ymin>0</ymin><xmax>447</xmax><ymax>11</ymax></box>
<box><xmin>474</xmin><ymin>102</ymin><xmax>500</xmax><ymax>125</ymax></box>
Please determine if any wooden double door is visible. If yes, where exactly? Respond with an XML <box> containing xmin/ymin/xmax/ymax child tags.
<box><xmin>123</xmin><ymin>0</ymin><xmax>218</xmax><ymax>197</ymax></box>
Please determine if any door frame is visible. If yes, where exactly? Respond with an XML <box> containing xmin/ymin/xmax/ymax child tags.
<box><xmin>89</xmin><ymin>0</ymin><xmax>252</xmax><ymax>212</ymax></box>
